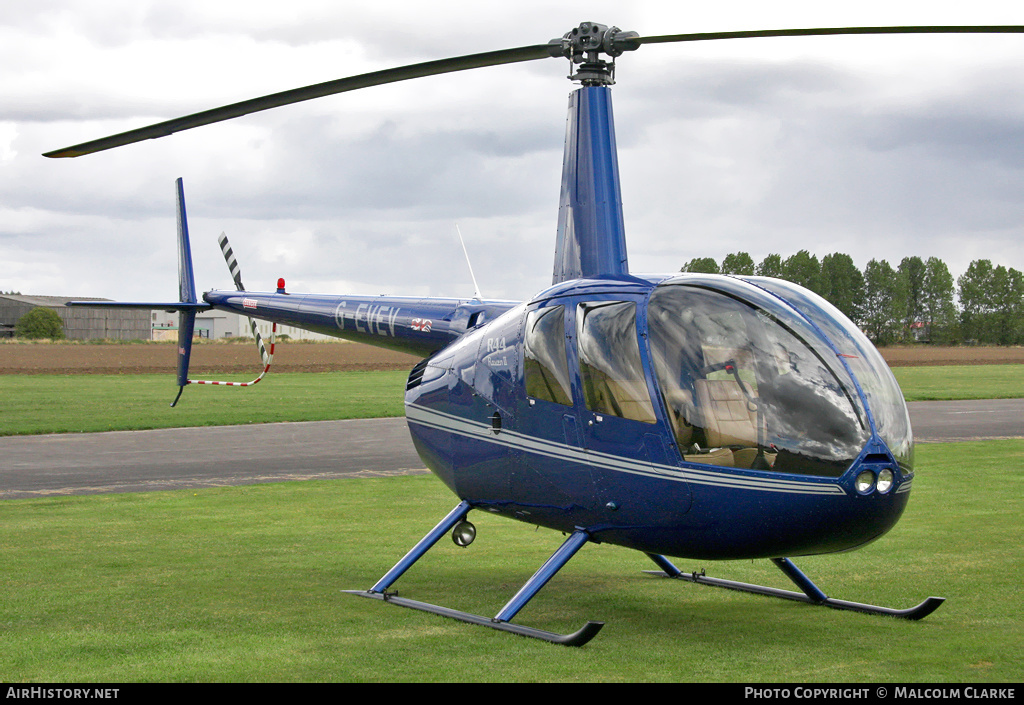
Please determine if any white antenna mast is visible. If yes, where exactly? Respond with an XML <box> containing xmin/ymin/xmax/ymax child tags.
<box><xmin>456</xmin><ymin>224</ymin><xmax>483</xmax><ymax>301</ymax></box>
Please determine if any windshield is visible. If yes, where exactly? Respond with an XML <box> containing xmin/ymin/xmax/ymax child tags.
<box><xmin>648</xmin><ymin>279</ymin><xmax>871</xmax><ymax>477</ymax></box>
<box><xmin>742</xmin><ymin>277</ymin><xmax>914</xmax><ymax>475</ymax></box>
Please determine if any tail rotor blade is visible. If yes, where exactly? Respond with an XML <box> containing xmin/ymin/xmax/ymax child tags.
<box><xmin>217</xmin><ymin>232</ymin><xmax>245</xmax><ymax>291</ymax></box>
<box><xmin>216</xmin><ymin>231</ymin><xmax>271</xmax><ymax>367</ymax></box>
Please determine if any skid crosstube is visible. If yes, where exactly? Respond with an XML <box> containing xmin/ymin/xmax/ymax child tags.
<box><xmin>645</xmin><ymin>554</ymin><xmax>945</xmax><ymax>620</ymax></box>
<box><xmin>345</xmin><ymin>501</ymin><xmax>604</xmax><ymax>647</ymax></box>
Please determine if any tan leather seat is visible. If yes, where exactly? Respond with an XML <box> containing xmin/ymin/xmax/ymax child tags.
<box><xmin>694</xmin><ymin>378</ymin><xmax>760</xmax><ymax>448</ymax></box>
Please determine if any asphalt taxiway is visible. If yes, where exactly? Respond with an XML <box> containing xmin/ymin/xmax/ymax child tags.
<box><xmin>1</xmin><ymin>399</ymin><xmax>1021</xmax><ymax>499</ymax></box>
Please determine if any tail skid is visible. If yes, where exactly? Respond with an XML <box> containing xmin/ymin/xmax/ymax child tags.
<box><xmin>186</xmin><ymin>322</ymin><xmax>277</xmax><ymax>389</ymax></box>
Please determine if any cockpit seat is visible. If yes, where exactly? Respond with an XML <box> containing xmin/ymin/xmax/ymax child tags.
<box><xmin>693</xmin><ymin>378</ymin><xmax>760</xmax><ymax>448</ymax></box>
<box><xmin>662</xmin><ymin>387</ymin><xmax>695</xmax><ymax>446</ymax></box>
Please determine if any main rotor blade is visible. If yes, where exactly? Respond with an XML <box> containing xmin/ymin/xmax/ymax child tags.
<box><xmin>45</xmin><ymin>24</ymin><xmax>1024</xmax><ymax>159</ymax></box>
<box><xmin>44</xmin><ymin>43</ymin><xmax>556</xmax><ymax>158</ymax></box>
<box><xmin>626</xmin><ymin>24</ymin><xmax>1024</xmax><ymax>49</ymax></box>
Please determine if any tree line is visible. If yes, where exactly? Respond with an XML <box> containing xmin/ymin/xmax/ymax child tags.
<box><xmin>681</xmin><ymin>252</ymin><xmax>1023</xmax><ymax>346</ymax></box>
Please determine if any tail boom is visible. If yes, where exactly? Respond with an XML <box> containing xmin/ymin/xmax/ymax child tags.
<box><xmin>203</xmin><ymin>290</ymin><xmax>518</xmax><ymax>358</ymax></box>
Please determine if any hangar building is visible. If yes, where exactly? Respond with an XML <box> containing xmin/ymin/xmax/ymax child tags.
<box><xmin>0</xmin><ymin>294</ymin><xmax>151</xmax><ymax>340</ymax></box>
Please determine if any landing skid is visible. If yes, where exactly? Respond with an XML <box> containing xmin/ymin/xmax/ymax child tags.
<box><xmin>345</xmin><ymin>501</ymin><xmax>604</xmax><ymax>647</ymax></box>
<box><xmin>645</xmin><ymin>554</ymin><xmax>945</xmax><ymax>620</ymax></box>
<box><xmin>344</xmin><ymin>590</ymin><xmax>604</xmax><ymax>646</ymax></box>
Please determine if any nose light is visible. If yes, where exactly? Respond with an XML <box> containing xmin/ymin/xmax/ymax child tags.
<box><xmin>877</xmin><ymin>468</ymin><xmax>894</xmax><ymax>494</ymax></box>
<box><xmin>855</xmin><ymin>470</ymin><xmax>876</xmax><ymax>495</ymax></box>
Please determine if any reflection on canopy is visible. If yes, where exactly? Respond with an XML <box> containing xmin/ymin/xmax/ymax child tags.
<box><xmin>577</xmin><ymin>301</ymin><xmax>656</xmax><ymax>423</ymax></box>
<box><xmin>741</xmin><ymin>277</ymin><xmax>915</xmax><ymax>475</ymax></box>
<box><xmin>648</xmin><ymin>281</ymin><xmax>871</xmax><ymax>477</ymax></box>
<box><xmin>524</xmin><ymin>305</ymin><xmax>573</xmax><ymax>406</ymax></box>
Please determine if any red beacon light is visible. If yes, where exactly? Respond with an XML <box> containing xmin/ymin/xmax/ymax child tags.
<box><xmin>276</xmin><ymin>278</ymin><xmax>287</xmax><ymax>294</ymax></box>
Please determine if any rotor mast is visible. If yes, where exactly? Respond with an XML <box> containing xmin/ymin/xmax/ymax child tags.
<box><xmin>550</xmin><ymin>23</ymin><xmax>639</xmax><ymax>285</ymax></box>
<box><xmin>548</xmin><ymin>21</ymin><xmax>640</xmax><ymax>85</ymax></box>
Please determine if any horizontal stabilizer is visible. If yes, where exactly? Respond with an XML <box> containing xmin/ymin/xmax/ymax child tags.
<box><xmin>65</xmin><ymin>301</ymin><xmax>211</xmax><ymax>312</ymax></box>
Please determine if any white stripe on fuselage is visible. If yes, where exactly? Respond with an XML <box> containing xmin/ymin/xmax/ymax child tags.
<box><xmin>406</xmin><ymin>403</ymin><xmax>846</xmax><ymax>496</ymax></box>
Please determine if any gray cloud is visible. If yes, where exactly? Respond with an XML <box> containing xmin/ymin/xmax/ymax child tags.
<box><xmin>3</xmin><ymin>2</ymin><xmax>1024</xmax><ymax>307</ymax></box>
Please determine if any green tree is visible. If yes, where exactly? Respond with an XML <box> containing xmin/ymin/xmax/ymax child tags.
<box><xmin>680</xmin><ymin>257</ymin><xmax>720</xmax><ymax>274</ymax></box>
<box><xmin>756</xmin><ymin>253</ymin><xmax>785</xmax><ymax>278</ymax></box>
<box><xmin>820</xmin><ymin>253</ymin><xmax>865</xmax><ymax>324</ymax></box>
<box><xmin>721</xmin><ymin>252</ymin><xmax>755</xmax><ymax>276</ymax></box>
<box><xmin>862</xmin><ymin>259</ymin><xmax>907</xmax><ymax>345</ymax></box>
<box><xmin>958</xmin><ymin>259</ymin><xmax>994</xmax><ymax>343</ymax></box>
<box><xmin>898</xmin><ymin>256</ymin><xmax>926</xmax><ymax>340</ymax></box>
<box><xmin>921</xmin><ymin>257</ymin><xmax>958</xmax><ymax>344</ymax></box>
<box><xmin>958</xmin><ymin>262</ymin><xmax>1024</xmax><ymax>345</ymax></box>
<box><xmin>991</xmin><ymin>265</ymin><xmax>1024</xmax><ymax>345</ymax></box>
<box><xmin>15</xmin><ymin>307</ymin><xmax>66</xmax><ymax>340</ymax></box>
<box><xmin>782</xmin><ymin>250</ymin><xmax>822</xmax><ymax>294</ymax></box>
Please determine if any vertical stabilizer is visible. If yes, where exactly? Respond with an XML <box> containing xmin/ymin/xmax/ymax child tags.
<box><xmin>552</xmin><ymin>85</ymin><xmax>629</xmax><ymax>284</ymax></box>
<box><xmin>173</xmin><ymin>178</ymin><xmax>197</xmax><ymax>405</ymax></box>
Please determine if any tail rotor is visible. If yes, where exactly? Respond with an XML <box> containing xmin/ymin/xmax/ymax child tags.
<box><xmin>217</xmin><ymin>232</ymin><xmax>272</xmax><ymax>369</ymax></box>
<box><xmin>180</xmin><ymin>232</ymin><xmax>276</xmax><ymax>391</ymax></box>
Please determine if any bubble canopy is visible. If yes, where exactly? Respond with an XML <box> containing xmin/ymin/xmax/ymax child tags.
<box><xmin>646</xmin><ymin>275</ymin><xmax>911</xmax><ymax>479</ymax></box>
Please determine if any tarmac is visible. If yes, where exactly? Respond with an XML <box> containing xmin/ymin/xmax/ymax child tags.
<box><xmin>1</xmin><ymin>399</ymin><xmax>1021</xmax><ymax>499</ymax></box>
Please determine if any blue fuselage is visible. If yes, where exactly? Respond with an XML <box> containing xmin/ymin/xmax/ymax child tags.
<box><xmin>401</xmin><ymin>274</ymin><xmax>914</xmax><ymax>561</ymax></box>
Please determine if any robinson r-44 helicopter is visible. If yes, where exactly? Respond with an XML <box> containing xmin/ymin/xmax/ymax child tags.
<box><xmin>48</xmin><ymin>21</ymin><xmax>1020</xmax><ymax>646</ymax></box>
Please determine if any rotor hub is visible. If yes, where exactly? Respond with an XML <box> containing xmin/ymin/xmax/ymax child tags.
<box><xmin>548</xmin><ymin>22</ymin><xmax>640</xmax><ymax>86</ymax></box>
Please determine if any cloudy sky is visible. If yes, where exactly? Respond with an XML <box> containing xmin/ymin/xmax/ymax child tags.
<box><xmin>3</xmin><ymin>1</ymin><xmax>1024</xmax><ymax>304</ymax></box>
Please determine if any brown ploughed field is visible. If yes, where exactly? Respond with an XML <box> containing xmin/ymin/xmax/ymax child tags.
<box><xmin>0</xmin><ymin>342</ymin><xmax>1021</xmax><ymax>375</ymax></box>
<box><xmin>0</xmin><ymin>341</ymin><xmax>421</xmax><ymax>375</ymax></box>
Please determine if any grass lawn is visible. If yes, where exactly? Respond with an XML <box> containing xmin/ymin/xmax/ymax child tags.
<box><xmin>0</xmin><ymin>364</ymin><xmax>1021</xmax><ymax>436</ymax></box>
<box><xmin>0</xmin><ymin>371</ymin><xmax>407</xmax><ymax>436</ymax></box>
<box><xmin>892</xmin><ymin>365</ymin><xmax>1024</xmax><ymax>401</ymax></box>
<box><xmin>0</xmin><ymin>441</ymin><xmax>1021</xmax><ymax>683</ymax></box>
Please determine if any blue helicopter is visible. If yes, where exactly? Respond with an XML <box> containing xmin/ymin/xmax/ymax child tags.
<box><xmin>49</xmin><ymin>22</ymin><xmax>1022</xmax><ymax>646</ymax></box>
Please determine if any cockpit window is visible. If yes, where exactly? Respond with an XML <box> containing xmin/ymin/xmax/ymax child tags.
<box><xmin>648</xmin><ymin>282</ymin><xmax>870</xmax><ymax>477</ymax></box>
<box><xmin>742</xmin><ymin>277</ymin><xmax>914</xmax><ymax>476</ymax></box>
<box><xmin>576</xmin><ymin>301</ymin><xmax>657</xmax><ymax>424</ymax></box>
<box><xmin>524</xmin><ymin>305</ymin><xmax>572</xmax><ymax>406</ymax></box>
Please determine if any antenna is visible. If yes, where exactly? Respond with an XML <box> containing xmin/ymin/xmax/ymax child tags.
<box><xmin>456</xmin><ymin>224</ymin><xmax>483</xmax><ymax>301</ymax></box>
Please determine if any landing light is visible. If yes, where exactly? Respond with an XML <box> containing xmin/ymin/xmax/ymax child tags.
<box><xmin>452</xmin><ymin>520</ymin><xmax>476</xmax><ymax>547</ymax></box>
<box><xmin>877</xmin><ymin>468</ymin><xmax>894</xmax><ymax>494</ymax></box>
<box><xmin>855</xmin><ymin>470</ymin><xmax>875</xmax><ymax>495</ymax></box>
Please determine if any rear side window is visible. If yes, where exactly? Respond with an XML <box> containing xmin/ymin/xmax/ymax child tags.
<box><xmin>524</xmin><ymin>305</ymin><xmax>572</xmax><ymax>406</ymax></box>
<box><xmin>576</xmin><ymin>301</ymin><xmax>656</xmax><ymax>423</ymax></box>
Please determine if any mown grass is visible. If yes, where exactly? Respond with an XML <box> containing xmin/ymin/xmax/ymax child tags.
<box><xmin>0</xmin><ymin>371</ymin><xmax>408</xmax><ymax>436</ymax></box>
<box><xmin>892</xmin><ymin>365</ymin><xmax>1024</xmax><ymax>401</ymax></box>
<box><xmin>0</xmin><ymin>441</ymin><xmax>1020</xmax><ymax>682</ymax></box>
<box><xmin>0</xmin><ymin>364</ymin><xmax>1020</xmax><ymax>436</ymax></box>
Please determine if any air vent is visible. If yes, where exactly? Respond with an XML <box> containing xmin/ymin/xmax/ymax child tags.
<box><xmin>406</xmin><ymin>359</ymin><xmax>430</xmax><ymax>391</ymax></box>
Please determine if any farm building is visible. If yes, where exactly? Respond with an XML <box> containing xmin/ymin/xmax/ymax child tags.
<box><xmin>0</xmin><ymin>294</ymin><xmax>151</xmax><ymax>340</ymax></box>
<box><xmin>152</xmin><ymin>310</ymin><xmax>332</xmax><ymax>341</ymax></box>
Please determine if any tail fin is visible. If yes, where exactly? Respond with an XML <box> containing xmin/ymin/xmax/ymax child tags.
<box><xmin>172</xmin><ymin>178</ymin><xmax>198</xmax><ymax>406</ymax></box>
